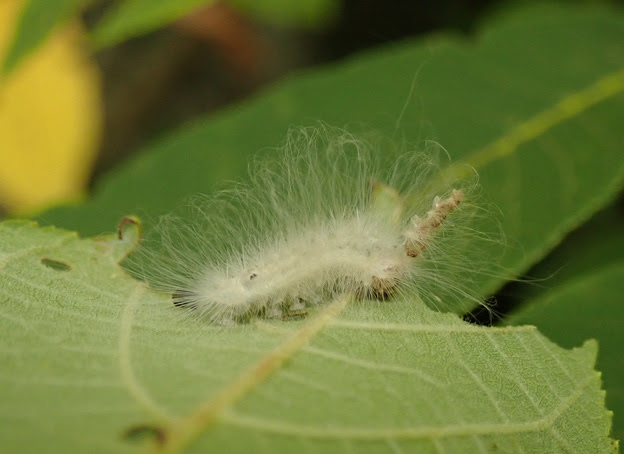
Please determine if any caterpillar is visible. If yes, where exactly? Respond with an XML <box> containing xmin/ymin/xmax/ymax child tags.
<box><xmin>130</xmin><ymin>125</ymin><xmax>491</xmax><ymax>324</ymax></box>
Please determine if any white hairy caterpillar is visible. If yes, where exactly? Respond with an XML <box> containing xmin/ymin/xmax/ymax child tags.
<box><xmin>130</xmin><ymin>125</ymin><xmax>495</xmax><ymax>324</ymax></box>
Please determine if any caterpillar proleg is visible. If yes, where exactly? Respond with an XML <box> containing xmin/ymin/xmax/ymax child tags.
<box><xmin>130</xmin><ymin>125</ymin><xmax>494</xmax><ymax>324</ymax></box>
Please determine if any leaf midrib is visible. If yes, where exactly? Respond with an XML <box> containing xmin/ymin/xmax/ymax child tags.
<box><xmin>150</xmin><ymin>295</ymin><xmax>351</xmax><ymax>453</ymax></box>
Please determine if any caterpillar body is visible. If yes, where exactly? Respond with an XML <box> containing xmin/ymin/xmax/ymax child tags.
<box><xmin>132</xmin><ymin>126</ymin><xmax>486</xmax><ymax>324</ymax></box>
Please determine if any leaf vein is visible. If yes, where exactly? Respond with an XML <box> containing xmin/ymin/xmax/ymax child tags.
<box><xmin>221</xmin><ymin>371</ymin><xmax>595</xmax><ymax>441</ymax></box>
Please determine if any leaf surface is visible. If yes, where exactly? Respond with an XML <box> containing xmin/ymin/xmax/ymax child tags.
<box><xmin>506</xmin><ymin>255</ymin><xmax>624</xmax><ymax>443</ymax></box>
<box><xmin>0</xmin><ymin>220</ymin><xmax>616</xmax><ymax>453</ymax></box>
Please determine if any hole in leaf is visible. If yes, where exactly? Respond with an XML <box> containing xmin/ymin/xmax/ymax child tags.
<box><xmin>41</xmin><ymin>258</ymin><xmax>71</xmax><ymax>272</ymax></box>
<box><xmin>122</xmin><ymin>424</ymin><xmax>166</xmax><ymax>445</ymax></box>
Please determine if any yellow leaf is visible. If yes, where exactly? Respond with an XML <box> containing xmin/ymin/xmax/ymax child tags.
<box><xmin>0</xmin><ymin>0</ymin><xmax>102</xmax><ymax>214</ymax></box>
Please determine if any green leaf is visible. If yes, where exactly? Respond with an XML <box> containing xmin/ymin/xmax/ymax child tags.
<box><xmin>40</xmin><ymin>3</ymin><xmax>624</xmax><ymax>309</ymax></box>
<box><xmin>505</xmin><ymin>237</ymin><xmax>624</xmax><ymax>442</ymax></box>
<box><xmin>90</xmin><ymin>0</ymin><xmax>216</xmax><ymax>49</ymax></box>
<box><xmin>499</xmin><ymin>199</ymin><xmax>623</xmax><ymax>442</ymax></box>
<box><xmin>495</xmin><ymin>200</ymin><xmax>624</xmax><ymax>310</ymax></box>
<box><xmin>90</xmin><ymin>0</ymin><xmax>339</xmax><ymax>49</ymax></box>
<box><xmin>1</xmin><ymin>0</ymin><xmax>91</xmax><ymax>75</ymax></box>
<box><xmin>0</xmin><ymin>220</ymin><xmax>616</xmax><ymax>453</ymax></box>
